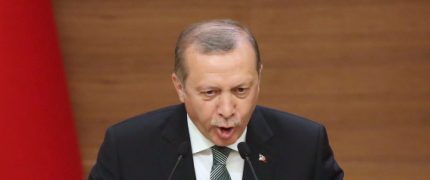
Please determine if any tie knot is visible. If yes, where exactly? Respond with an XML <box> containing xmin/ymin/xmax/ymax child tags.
<box><xmin>211</xmin><ymin>146</ymin><xmax>231</xmax><ymax>165</ymax></box>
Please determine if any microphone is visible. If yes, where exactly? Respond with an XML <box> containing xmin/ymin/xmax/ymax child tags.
<box><xmin>238</xmin><ymin>142</ymin><xmax>259</xmax><ymax>180</ymax></box>
<box><xmin>168</xmin><ymin>141</ymin><xmax>190</xmax><ymax>180</ymax></box>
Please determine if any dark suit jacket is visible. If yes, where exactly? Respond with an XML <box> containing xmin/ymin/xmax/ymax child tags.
<box><xmin>89</xmin><ymin>104</ymin><xmax>344</xmax><ymax>180</ymax></box>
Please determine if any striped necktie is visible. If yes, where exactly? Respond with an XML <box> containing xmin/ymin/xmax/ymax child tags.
<box><xmin>210</xmin><ymin>146</ymin><xmax>232</xmax><ymax>180</ymax></box>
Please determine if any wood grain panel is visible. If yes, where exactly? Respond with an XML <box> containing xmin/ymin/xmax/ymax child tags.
<box><xmin>53</xmin><ymin>0</ymin><xmax>430</xmax><ymax>179</ymax></box>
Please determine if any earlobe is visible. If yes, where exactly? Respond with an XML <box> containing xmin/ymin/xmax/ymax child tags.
<box><xmin>259</xmin><ymin>64</ymin><xmax>263</xmax><ymax>78</ymax></box>
<box><xmin>171</xmin><ymin>73</ymin><xmax>185</xmax><ymax>102</ymax></box>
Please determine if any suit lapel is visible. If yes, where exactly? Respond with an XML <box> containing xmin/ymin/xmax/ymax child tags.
<box><xmin>161</xmin><ymin>104</ymin><xmax>196</xmax><ymax>180</ymax></box>
<box><xmin>159</xmin><ymin>105</ymin><xmax>277</xmax><ymax>180</ymax></box>
<box><xmin>243</xmin><ymin>106</ymin><xmax>277</xmax><ymax>180</ymax></box>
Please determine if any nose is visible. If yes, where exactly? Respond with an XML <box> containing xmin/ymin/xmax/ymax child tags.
<box><xmin>217</xmin><ymin>93</ymin><xmax>235</xmax><ymax>119</ymax></box>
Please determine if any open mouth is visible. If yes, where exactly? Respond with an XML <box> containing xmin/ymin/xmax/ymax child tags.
<box><xmin>216</xmin><ymin>127</ymin><xmax>234</xmax><ymax>139</ymax></box>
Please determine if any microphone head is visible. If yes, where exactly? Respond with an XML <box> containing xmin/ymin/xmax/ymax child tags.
<box><xmin>238</xmin><ymin>142</ymin><xmax>251</xmax><ymax>159</ymax></box>
<box><xmin>177</xmin><ymin>141</ymin><xmax>190</xmax><ymax>156</ymax></box>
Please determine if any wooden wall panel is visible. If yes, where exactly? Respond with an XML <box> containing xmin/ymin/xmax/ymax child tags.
<box><xmin>53</xmin><ymin>0</ymin><xmax>430</xmax><ymax>179</ymax></box>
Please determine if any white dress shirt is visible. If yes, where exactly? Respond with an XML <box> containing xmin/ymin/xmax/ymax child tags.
<box><xmin>187</xmin><ymin>114</ymin><xmax>246</xmax><ymax>180</ymax></box>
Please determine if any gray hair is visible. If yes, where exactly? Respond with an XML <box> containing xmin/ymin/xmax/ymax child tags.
<box><xmin>174</xmin><ymin>19</ymin><xmax>261</xmax><ymax>83</ymax></box>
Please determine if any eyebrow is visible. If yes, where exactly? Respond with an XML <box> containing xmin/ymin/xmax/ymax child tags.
<box><xmin>196</xmin><ymin>86</ymin><xmax>219</xmax><ymax>91</ymax></box>
<box><xmin>235</xmin><ymin>80</ymin><xmax>254</xmax><ymax>87</ymax></box>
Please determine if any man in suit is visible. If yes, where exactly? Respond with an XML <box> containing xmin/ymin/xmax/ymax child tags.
<box><xmin>89</xmin><ymin>19</ymin><xmax>344</xmax><ymax>180</ymax></box>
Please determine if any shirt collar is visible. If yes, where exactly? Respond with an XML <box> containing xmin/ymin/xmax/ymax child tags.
<box><xmin>187</xmin><ymin>114</ymin><xmax>247</xmax><ymax>154</ymax></box>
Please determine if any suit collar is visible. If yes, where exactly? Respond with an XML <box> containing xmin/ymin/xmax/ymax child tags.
<box><xmin>161</xmin><ymin>104</ymin><xmax>189</xmax><ymax>143</ymax></box>
<box><xmin>247</xmin><ymin>106</ymin><xmax>274</xmax><ymax>144</ymax></box>
<box><xmin>161</xmin><ymin>104</ymin><xmax>196</xmax><ymax>180</ymax></box>
<box><xmin>243</xmin><ymin>106</ymin><xmax>277</xmax><ymax>180</ymax></box>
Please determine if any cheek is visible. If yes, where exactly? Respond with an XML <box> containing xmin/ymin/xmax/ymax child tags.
<box><xmin>237</xmin><ymin>93</ymin><xmax>259</xmax><ymax>119</ymax></box>
<box><xmin>202</xmin><ymin>102</ymin><xmax>218</xmax><ymax>120</ymax></box>
<box><xmin>189</xmin><ymin>99</ymin><xmax>218</xmax><ymax>124</ymax></box>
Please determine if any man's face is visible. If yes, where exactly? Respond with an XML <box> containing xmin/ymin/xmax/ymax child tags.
<box><xmin>172</xmin><ymin>40</ymin><xmax>261</xmax><ymax>146</ymax></box>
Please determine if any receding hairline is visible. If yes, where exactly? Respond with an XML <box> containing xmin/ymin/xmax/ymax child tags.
<box><xmin>179</xmin><ymin>21</ymin><xmax>251</xmax><ymax>53</ymax></box>
<box><xmin>185</xmin><ymin>31</ymin><xmax>253</xmax><ymax>56</ymax></box>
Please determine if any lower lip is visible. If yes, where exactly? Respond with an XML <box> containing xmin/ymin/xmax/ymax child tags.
<box><xmin>216</xmin><ymin>127</ymin><xmax>234</xmax><ymax>139</ymax></box>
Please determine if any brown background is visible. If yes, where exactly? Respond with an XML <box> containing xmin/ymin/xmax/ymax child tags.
<box><xmin>52</xmin><ymin>0</ymin><xmax>430</xmax><ymax>179</ymax></box>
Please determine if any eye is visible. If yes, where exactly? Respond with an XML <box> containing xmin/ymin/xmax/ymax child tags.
<box><xmin>235</xmin><ymin>87</ymin><xmax>249</xmax><ymax>96</ymax></box>
<box><xmin>237</xmin><ymin>87</ymin><xmax>246</xmax><ymax>93</ymax></box>
<box><xmin>206</xmin><ymin>90</ymin><xmax>215</xmax><ymax>96</ymax></box>
<box><xmin>202</xmin><ymin>90</ymin><xmax>217</xmax><ymax>97</ymax></box>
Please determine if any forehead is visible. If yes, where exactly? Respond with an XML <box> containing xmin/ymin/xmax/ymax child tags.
<box><xmin>183</xmin><ymin>40</ymin><xmax>258</xmax><ymax>87</ymax></box>
<box><xmin>185</xmin><ymin>39</ymin><xmax>256</xmax><ymax>70</ymax></box>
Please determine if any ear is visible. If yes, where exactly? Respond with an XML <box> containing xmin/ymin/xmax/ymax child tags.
<box><xmin>172</xmin><ymin>73</ymin><xmax>185</xmax><ymax>102</ymax></box>
<box><xmin>257</xmin><ymin>64</ymin><xmax>263</xmax><ymax>92</ymax></box>
<box><xmin>258</xmin><ymin>64</ymin><xmax>263</xmax><ymax>79</ymax></box>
